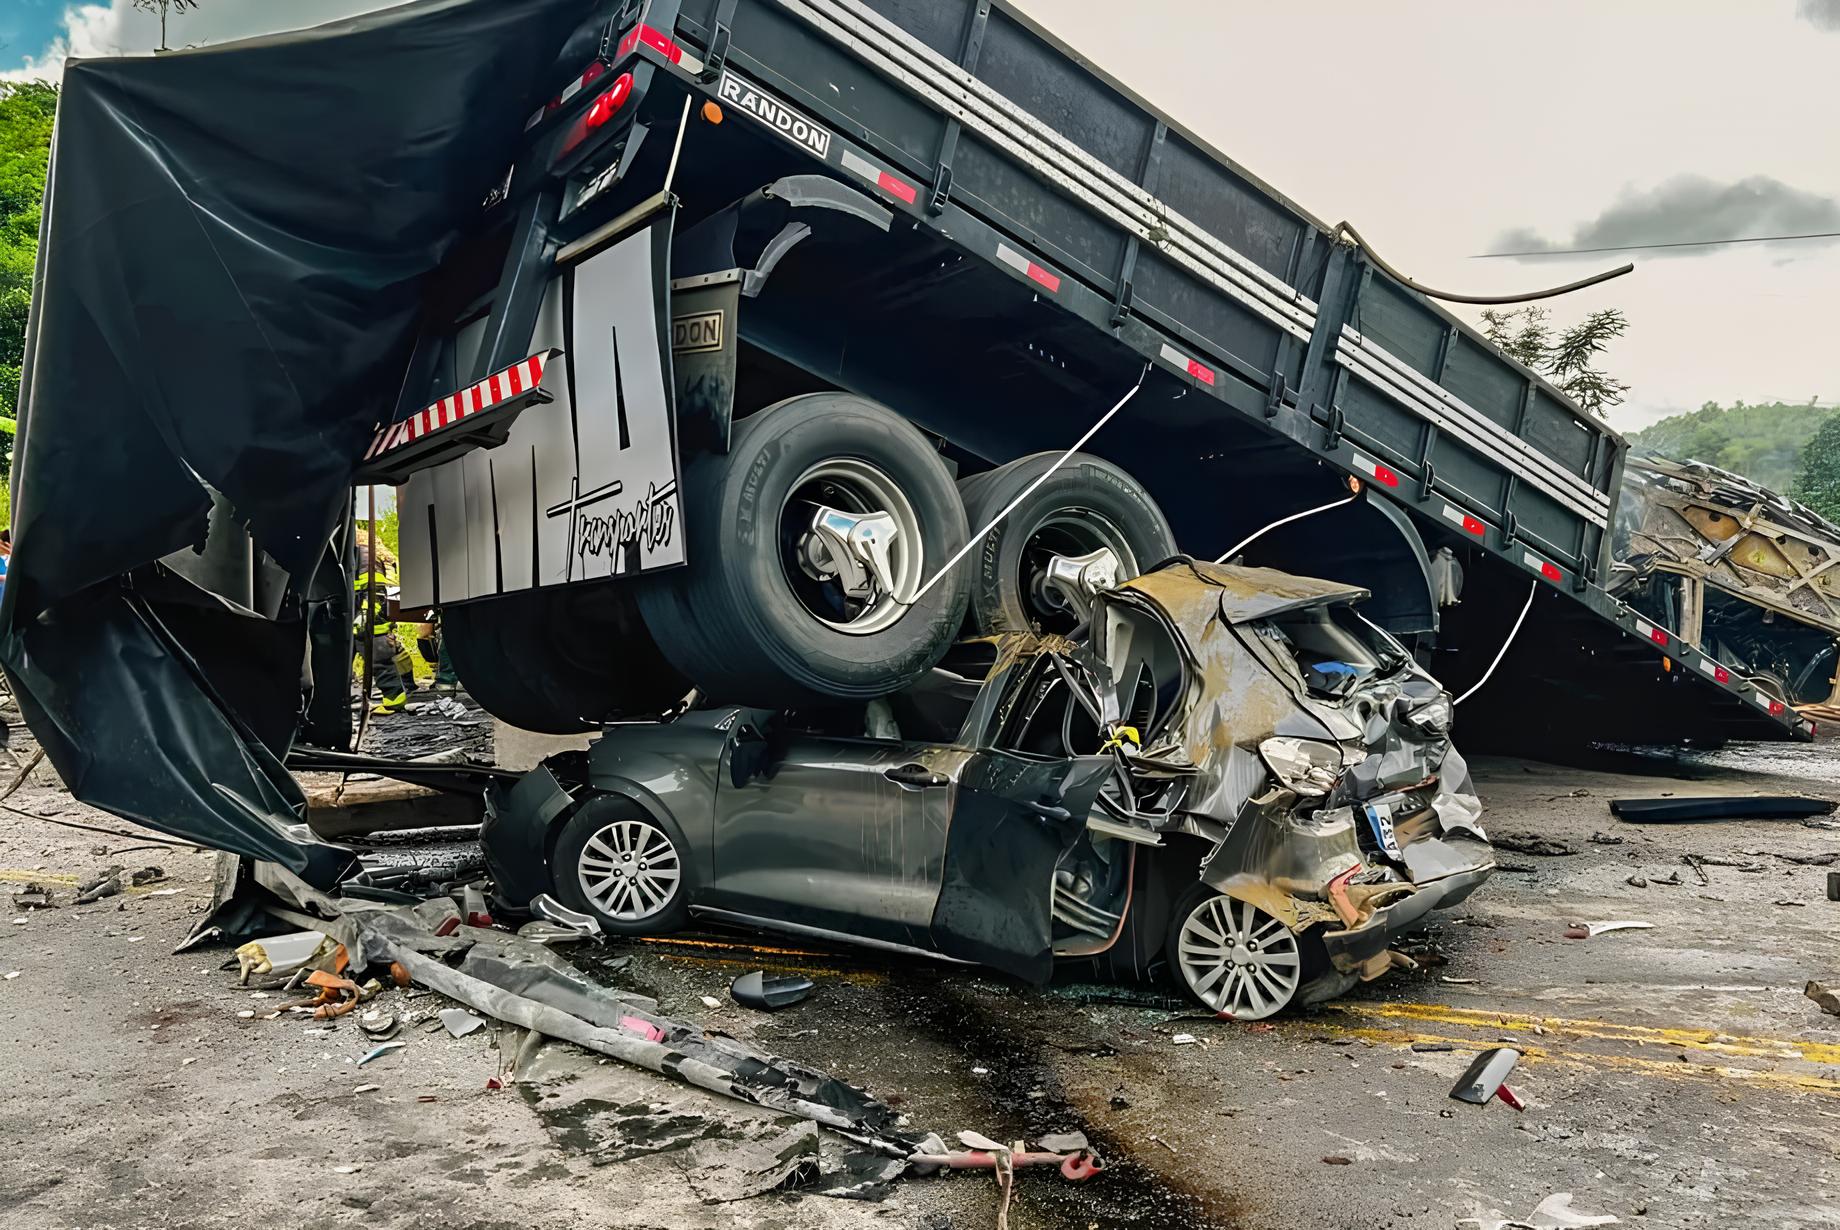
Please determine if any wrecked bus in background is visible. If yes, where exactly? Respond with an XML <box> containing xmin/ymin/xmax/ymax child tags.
<box><xmin>2</xmin><ymin>0</ymin><xmax>1807</xmax><ymax>891</ymax></box>
<box><xmin>482</xmin><ymin>560</ymin><xmax>1491</xmax><ymax>1017</ymax></box>
<box><xmin>1614</xmin><ymin>454</ymin><xmax>1840</xmax><ymax>723</ymax></box>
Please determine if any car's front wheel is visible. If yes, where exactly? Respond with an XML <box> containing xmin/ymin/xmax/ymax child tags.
<box><xmin>1164</xmin><ymin>885</ymin><xmax>1318</xmax><ymax>1019</ymax></box>
<box><xmin>551</xmin><ymin>798</ymin><xmax>691</xmax><ymax>936</ymax></box>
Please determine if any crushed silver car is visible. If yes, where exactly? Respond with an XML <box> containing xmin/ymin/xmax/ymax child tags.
<box><xmin>483</xmin><ymin>558</ymin><xmax>1492</xmax><ymax>1018</ymax></box>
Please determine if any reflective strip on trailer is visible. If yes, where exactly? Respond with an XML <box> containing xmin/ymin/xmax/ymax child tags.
<box><xmin>838</xmin><ymin>149</ymin><xmax>918</xmax><ymax>204</ymax></box>
<box><xmin>364</xmin><ymin>352</ymin><xmax>554</xmax><ymax>460</ymax></box>
<box><xmin>1523</xmin><ymin>551</ymin><xmax>1564</xmax><ymax>584</ymax></box>
<box><xmin>1350</xmin><ymin>452</ymin><xmax>1401</xmax><ymax>490</ymax></box>
<box><xmin>1694</xmin><ymin>656</ymin><xmax>1732</xmax><ymax>685</ymax></box>
<box><xmin>1633</xmin><ymin>618</ymin><xmax>1669</xmax><ymax>647</ymax></box>
<box><xmin>1157</xmin><ymin>343</ymin><xmax>1215</xmax><ymax>386</ymax></box>
<box><xmin>616</xmin><ymin>22</ymin><xmax>702</xmax><ymax>71</ymax></box>
<box><xmin>995</xmin><ymin>243</ymin><xmax>1061</xmax><ymax>292</ymax></box>
<box><xmin>1439</xmin><ymin>501</ymin><xmax>1486</xmax><ymax>537</ymax></box>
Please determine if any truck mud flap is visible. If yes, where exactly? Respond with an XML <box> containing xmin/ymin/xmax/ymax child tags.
<box><xmin>928</xmin><ymin>753</ymin><xmax>1111</xmax><ymax>984</ymax></box>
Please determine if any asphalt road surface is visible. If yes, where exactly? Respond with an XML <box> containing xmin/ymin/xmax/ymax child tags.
<box><xmin>1</xmin><ymin>727</ymin><xmax>1837</xmax><ymax>1229</ymax></box>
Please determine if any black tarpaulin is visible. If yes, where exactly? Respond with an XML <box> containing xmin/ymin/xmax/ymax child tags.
<box><xmin>2</xmin><ymin>0</ymin><xmax>601</xmax><ymax>882</ymax></box>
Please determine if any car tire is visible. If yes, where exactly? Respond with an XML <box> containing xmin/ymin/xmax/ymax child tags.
<box><xmin>1163</xmin><ymin>882</ymin><xmax>1325</xmax><ymax>1019</ymax></box>
<box><xmin>551</xmin><ymin>796</ymin><xmax>692</xmax><ymax>936</ymax></box>
<box><xmin>958</xmin><ymin>452</ymin><xmax>1177</xmax><ymax>635</ymax></box>
<box><xmin>443</xmin><ymin>580</ymin><xmax>688</xmax><ymax>734</ymax></box>
<box><xmin>637</xmin><ymin>393</ymin><xmax>970</xmax><ymax>704</ymax></box>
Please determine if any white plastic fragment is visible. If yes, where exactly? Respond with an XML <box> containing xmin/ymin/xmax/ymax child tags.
<box><xmin>699</xmin><ymin>995</ymin><xmax>722</xmax><ymax>1009</ymax></box>
<box><xmin>1171</xmin><ymin>1033</ymin><xmax>1199</xmax><ymax>1045</ymax></box>
<box><xmin>957</xmin><ymin>1130</ymin><xmax>1009</xmax><ymax>1152</ymax></box>
<box><xmin>354</xmin><ymin>1084</ymin><xmax>381</xmax><ymax>1094</ymax></box>
<box><xmin>438</xmin><ymin>1008</ymin><xmax>485</xmax><ymax>1038</ymax></box>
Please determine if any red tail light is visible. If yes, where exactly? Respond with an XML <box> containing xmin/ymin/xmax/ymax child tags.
<box><xmin>586</xmin><ymin>73</ymin><xmax>634</xmax><ymax>129</ymax></box>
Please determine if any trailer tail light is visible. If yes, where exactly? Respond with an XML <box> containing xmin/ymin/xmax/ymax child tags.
<box><xmin>586</xmin><ymin>73</ymin><xmax>633</xmax><ymax>129</ymax></box>
<box><xmin>526</xmin><ymin>59</ymin><xmax>612</xmax><ymax>131</ymax></box>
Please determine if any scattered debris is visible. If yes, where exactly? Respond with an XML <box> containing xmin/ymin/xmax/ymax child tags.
<box><xmin>1653</xmin><ymin>870</ymin><xmax>1682</xmax><ymax>886</ymax></box>
<box><xmin>682</xmin><ymin>1121</ymin><xmax>821</xmax><ymax>1203</ymax></box>
<box><xmin>1564</xmin><ymin>920</ymin><xmax>1654</xmax><ymax>940</ymax></box>
<box><xmin>357</xmin><ymin>1010</ymin><xmax>399</xmax><ymax>1040</ymax></box>
<box><xmin>1496</xmin><ymin>861</ymin><xmax>1538</xmax><ymax>875</ymax></box>
<box><xmin>353</xmin><ymin>1083</ymin><xmax>380</xmax><ymax>1094</ymax></box>
<box><xmin>1808</xmin><ymin>981</ymin><xmax>1840</xmax><ymax>1018</ymax></box>
<box><xmin>1684</xmin><ymin>854</ymin><xmax>1710</xmax><ymax>886</ymax></box>
<box><xmin>1459</xmin><ymin>1191</ymin><xmax>1620</xmax><ymax>1229</ymax></box>
<box><xmin>439</xmin><ymin>1008</ymin><xmax>485</xmax><ymax>1038</ymax></box>
<box><xmin>1625</xmin><ymin>876</ymin><xmax>1648</xmax><ymax>888</ymax></box>
<box><xmin>1491</xmin><ymin>833</ymin><xmax>1578</xmax><ymax>857</ymax></box>
<box><xmin>128</xmin><ymin>866</ymin><xmax>167</xmax><ymax>887</ymax></box>
<box><xmin>234</xmin><ymin>931</ymin><xmax>341</xmax><ymax>984</ymax></box>
<box><xmin>729</xmin><ymin>970</ymin><xmax>815</xmax><ymax>1012</ymax></box>
<box><xmin>1611</xmin><ymin>795</ymin><xmax>1836</xmax><ymax>823</ymax></box>
<box><xmin>74</xmin><ymin>867</ymin><xmax>123</xmax><ymax>904</ymax></box>
<box><xmin>1449</xmin><ymin>1047</ymin><xmax>1523</xmax><ymax>1108</ymax></box>
<box><xmin>10</xmin><ymin>883</ymin><xmax>55</xmax><ymax>910</ymax></box>
<box><xmin>1412</xmin><ymin>1042</ymin><xmax>1455</xmax><ymax>1053</ymax></box>
<box><xmin>1772</xmin><ymin>851</ymin><xmax>1839</xmax><ymax>867</ymax></box>
<box><xmin>357</xmin><ymin>1040</ymin><xmax>407</xmax><ymax>1066</ymax></box>
<box><xmin>1440</xmin><ymin>976</ymin><xmax>1479</xmax><ymax>985</ymax></box>
<box><xmin>1171</xmin><ymin>1033</ymin><xmax>1199</xmax><ymax>1045</ymax></box>
<box><xmin>529</xmin><ymin>893</ymin><xmax>600</xmax><ymax>938</ymax></box>
<box><xmin>1830</xmin><ymin>871</ymin><xmax>1840</xmax><ymax>902</ymax></box>
<box><xmin>1587</xmin><ymin>832</ymin><xmax>1624</xmax><ymax>845</ymax></box>
<box><xmin>1322</xmin><ymin>1155</ymin><xmax>1353</xmax><ymax>1165</ymax></box>
<box><xmin>698</xmin><ymin>995</ymin><xmax>722</xmax><ymax>1010</ymax></box>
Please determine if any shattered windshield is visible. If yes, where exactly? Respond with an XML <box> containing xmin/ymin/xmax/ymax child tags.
<box><xmin>1267</xmin><ymin>604</ymin><xmax>1405</xmax><ymax>698</ymax></box>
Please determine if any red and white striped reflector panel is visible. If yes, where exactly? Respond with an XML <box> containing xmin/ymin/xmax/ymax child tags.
<box><xmin>1439</xmin><ymin>501</ymin><xmax>1486</xmax><ymax>537</ymax></box>
<box><xmin>1523</xmin><ymin>551</ymin><xmax>1563</xmax><ymax>584</ymax></box>
<box><xmin>1633</xmin><ymin>618</ymin><xmax>1669</xmax><ymax>647</ymax></box>
<box><xmin>1158</xmin><ymin>343</ymin><xmax>1216</xmax><ymax>386</ymax></box>
<box><xmin>364</xmin><ymin>351</ymin><xmax>555</xmax><ymax>461</ymax></box>
<box><xmin>839</xmin><ymin>149</ymin><xmax>918</xmax><ymax>205</ymax></box>
<box><xmin>1765</xmin><ymin>698</ymin><xmax>1787</xmax><ymax>716</ymax></box>
<box><xmin>1351</xmin><ymin>451</ymin><xmax>1401</xmax><ymax>489</ymax></box>
<box><xmin>995</xmin><ymin>243</ymin><xmax>1061</xmax><ymax>293</ymax></box>
<box><xmin>1694</xmin><ymin>656</ymin><xmax>1732</xmax><ymax>685</ymax></box>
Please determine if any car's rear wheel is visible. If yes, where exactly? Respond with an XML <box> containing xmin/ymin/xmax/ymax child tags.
<box><xmin>551</xmin><ymin>798</ymin><xmax>691</xmax><ymax>936</ymax></box>
<box><xmin>958</xmin><ymin>452</ymin><xmax>1177</xmax><ymax>635</ymax></box>
<box><xmin>1164</xmin><ymin>884</ymin><xmax>1318</xmax><ymax>1019</ymax></box>
<box><xmin>637</xmin><ymin>393</ymin><xmax>970</xmax><ymax>704</ymax></box>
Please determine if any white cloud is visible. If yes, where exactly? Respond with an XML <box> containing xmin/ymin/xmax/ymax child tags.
<box><xmin>2</xmin><ymin>4</ymin><xmax>130</xmax><ymax>84</ymax></box>
<box><xmin>3</xmin><ymin>0</ymin><xmax>395</xmax><ymax>84</ymax></box>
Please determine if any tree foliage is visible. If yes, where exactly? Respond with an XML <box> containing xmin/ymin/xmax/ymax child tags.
<box><xmin>0</xmin><ymin>80</ymin><xmax>59</xmax><ymax>471</ymax></box>
<box><xmin>1480</xmin><ymin>305</ymin><xmax>1631</xmax><ymax>419</ymax></box>
<box><xmin>1631</xmin><ymin>400</ymin><xmax>1835</xmax><ymax>493</ymax></box>
<box><xmin>1790</xmin><ymin>414</ymin><xmax>1840</xmax><ymax>522</ymax></box>
<box><xmin>133</xmin><ymin>0</ymin><xmax>202</xmax><ymax>51</ymax></box>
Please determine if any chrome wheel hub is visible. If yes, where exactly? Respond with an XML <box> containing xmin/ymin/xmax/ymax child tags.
<box><xmin>577</xmin><ymin>818</ymin><xmax>681</xmax><ymax>922</ymax></box>
<box><xmin>1176</xmin><ymin>895</ymin><xmax>1302</xmax><ymax>1020</ymax></box>
<box><xmin>780</xmin><ymin>459</ymin><xmax>924</xmax><ymax>635</ymax></box>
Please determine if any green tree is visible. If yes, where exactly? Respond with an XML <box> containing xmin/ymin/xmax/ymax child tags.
<box><xmin>133</xmin><ymin>0</ymin><xmax>202</xmax><ymax>52</ymax></box>
<box><xmin>0</xmin><ymin>79</ymin><xmax>59</xmax><ymax>472</ymax></box>
<box><xmin>1793</xmin><ymin>414</ymin><xmax>1840</xmax><ymax>522</ymax></box>
<box><xmin>1631</xmin><ymin>399</ymin><xmax>1835</xmax><ymax>491</ymax></box>
<box><xmin>1480</xmin><ymin>305</ymin><xmax>1631</xmax><ymax>419</ymax></box>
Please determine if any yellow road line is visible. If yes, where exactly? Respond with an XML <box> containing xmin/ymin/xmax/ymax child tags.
<box><xmin>1334</xmin><ymin>1001</ymin><xmax>1840</xmax><ymax>1066</ymax></box>
<box><xmin>1334</xmin><ymin>1024</ymin><xmax>1840</xmax><ymax>1098</ymax></box>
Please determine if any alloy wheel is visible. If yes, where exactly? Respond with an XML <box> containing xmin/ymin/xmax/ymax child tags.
<box><xmin>1175</xmin><ymin>894</ymin><xmax>1302</xmax><ymax>1020</ymax></box>
<box><xmin>576</xmin><ymin>818</ymin><xmax>682</xmax><ymax>922</ymax></box>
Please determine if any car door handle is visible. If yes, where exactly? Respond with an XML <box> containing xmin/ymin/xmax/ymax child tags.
<box><xmin>884</xmin><ymin>763</ymin><xmax>949</xmax><ymax>790</ymax></box>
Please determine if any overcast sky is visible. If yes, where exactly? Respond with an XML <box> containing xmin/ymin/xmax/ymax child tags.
<box><xmin>6</xmin><ymin>0</ymin><xmax>1837</xmax><ymax>433</ymax></box>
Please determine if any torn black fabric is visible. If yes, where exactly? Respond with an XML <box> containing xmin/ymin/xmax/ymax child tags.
<box><xmin>2</xmin><ymin>0</ymin><xmax>600</xmax><ymax>881</ymax></box>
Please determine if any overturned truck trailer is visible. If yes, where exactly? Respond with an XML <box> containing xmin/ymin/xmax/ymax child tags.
<box><xmin>2</xmin><ymin>0</ymin><xmax>1808</xmax><ymax>883</ymax></box>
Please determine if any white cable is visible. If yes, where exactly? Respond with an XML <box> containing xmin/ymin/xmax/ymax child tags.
<box><xmin>1213</xmin><ymin>493</ymin><xmax>1358</xmax><ymax>564</ymax></box>
<box><xmin>907</xmin><ymin>364</ymin><xmax>1148</xmax><ymax>605</ymax></box>
<box><xmin>663</xmin><ymin>96</ymin><xmax>692</xmax><ymax>194</ymax></box>
<box><xmin>1454</xmin><ymin>579</ymin><xmax>1538</xmax><ymax>706</ymax></box>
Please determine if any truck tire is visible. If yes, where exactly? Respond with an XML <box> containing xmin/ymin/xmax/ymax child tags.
<box><xmin>959</xmin><ymin>452</ymin><xmax>1177</xmax><ymax>634</ymax></box>
<box><xmin>443</xmin><ymin>581</ymin><xmax>688</xmax><ymax>734</ymax></box>
<box><xmin>637</xmin><ymin>393</ymin><xmax>970</xmax><ymax>704</ymax></box>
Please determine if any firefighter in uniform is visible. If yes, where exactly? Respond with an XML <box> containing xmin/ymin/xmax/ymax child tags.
<box><xmin>353</xmin><ymin>531</ymin><xmax>414</xmax><ymax>713</ymax></box>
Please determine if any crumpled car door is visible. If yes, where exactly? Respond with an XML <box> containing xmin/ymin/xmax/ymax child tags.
<box><xmin>928</xmin><ymin>752</ymin><xmax>1112</xmax><ymax>983</ymax></box>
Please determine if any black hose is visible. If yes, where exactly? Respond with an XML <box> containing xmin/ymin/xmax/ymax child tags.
<box><xmin>1330</xmin><ymin>221</ymin><xmax>1633</xmax><ymax>305</ymax></box>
